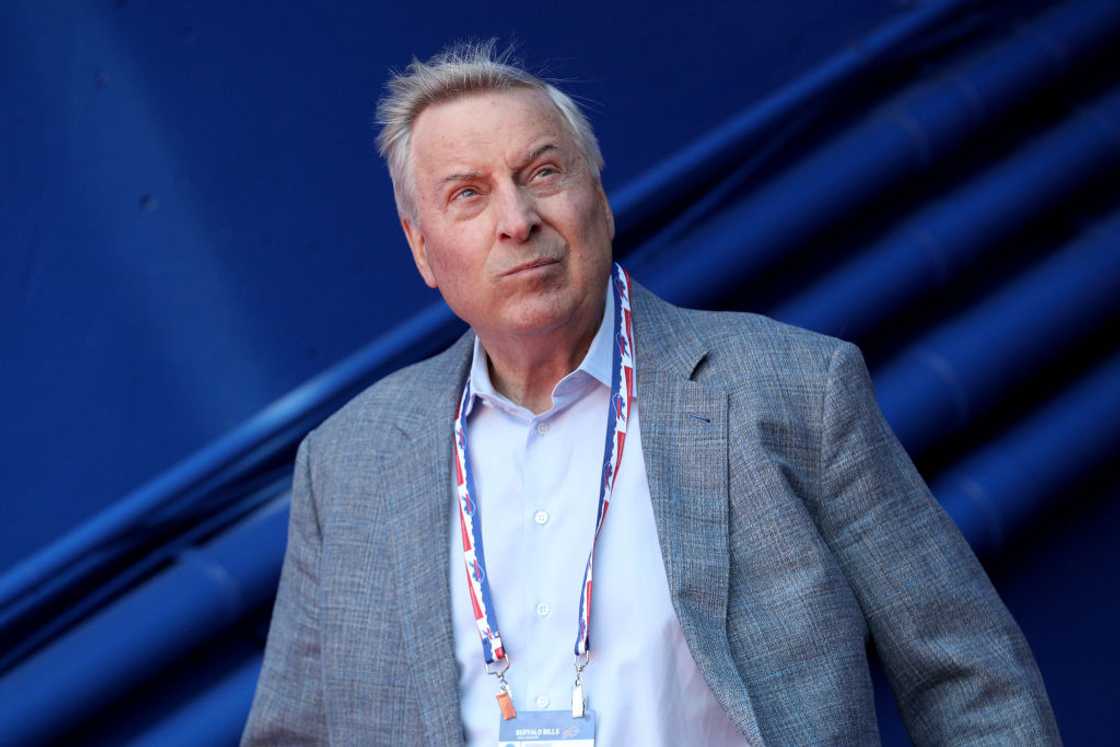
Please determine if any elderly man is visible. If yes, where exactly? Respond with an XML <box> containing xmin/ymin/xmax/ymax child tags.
<box><xmin>242</xmin><ymin>42</ymin><xmax>1059</xmax><ymax>746</ymax></box>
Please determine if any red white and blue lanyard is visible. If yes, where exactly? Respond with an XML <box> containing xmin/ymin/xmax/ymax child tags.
<box><xmin>452</xmin><ymin>262</ymin><xmax>636</xmax><ymax>717</ymax></box>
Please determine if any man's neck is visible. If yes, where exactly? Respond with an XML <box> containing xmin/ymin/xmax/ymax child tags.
<box><xmin>477</xmin><ymin>307</ymin><xmax>604</xmax><ymax>415</ymax></box>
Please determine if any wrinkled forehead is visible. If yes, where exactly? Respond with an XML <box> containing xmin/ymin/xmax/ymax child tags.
<box><xmin>409</xmin><ymin>88</ymin><xmax>578</xmax><ymax>179</ymax></box>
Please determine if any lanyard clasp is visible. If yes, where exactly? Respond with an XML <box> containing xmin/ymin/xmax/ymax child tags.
<box><xmin>487</xmin><ymin>654</ymin><xmax>516</xmax><ymax>720</ymax></box>
<box><xmin>572</xmin><ymin>651</ymin><xmax>591</xmax><ymax>718</ymax></box>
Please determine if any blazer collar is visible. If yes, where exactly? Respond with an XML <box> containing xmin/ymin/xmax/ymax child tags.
<box><xmin>629</xmin><ymin>280</ymin><xmax>709</xmax><ymax>380</ymax></box>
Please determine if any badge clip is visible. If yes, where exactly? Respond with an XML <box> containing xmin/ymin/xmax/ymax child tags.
<box><xmin>496</xmin><ymin>683</ymin><xmax>517</xmax><ymax>721</ymax></box>
<box><xmin>571</xmin><ymin>652</ymin><xmax>590</xmax><ymax>718</ymax></box>
<box><xmin>488</xmin><ymin>655</ymin><xmax>517</xmax><ymax>721</ymax></box>
<box><xmin>571</xmin><ymin>682</ymin><xmax>585</xmax><ymax>719</ymax></box>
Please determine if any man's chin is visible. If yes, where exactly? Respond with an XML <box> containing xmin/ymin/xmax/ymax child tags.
<box><xmin>501</xmin><ymin>298</ymin><xmax>583</xmax><ymax>338</ymax></box>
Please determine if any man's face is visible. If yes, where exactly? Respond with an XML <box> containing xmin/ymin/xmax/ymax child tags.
<box><xmin>401</xmin><ymin>88</ymin><xmax>614</xmax><ymax>344</ymax></box>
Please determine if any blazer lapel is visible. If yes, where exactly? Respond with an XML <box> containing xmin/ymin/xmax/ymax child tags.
<box><xmin>384</xmin><ymin>334</ymin><xmax>473</xmax><ymax>746</ymax></box>
<box><xmin>632</xmin><ymin>283</ymin><xmax>766</xmax><ymax>745</ymax></box>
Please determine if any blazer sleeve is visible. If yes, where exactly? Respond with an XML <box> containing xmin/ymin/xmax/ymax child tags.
<box><xmin>241</xmin><ymin>433</ymin><xmax>328</xmax><ymax>745</ymax></box>
<box><xmin>816</xmin><ymin>341</ymin><xmax>1061</xmax><ymax>745</ymax></box>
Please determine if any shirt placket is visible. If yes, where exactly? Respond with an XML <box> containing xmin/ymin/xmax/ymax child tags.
<box><xmin>520</xmin><ymin>410</ymin><xmax>554</xmax><ymax>711</ymax></box>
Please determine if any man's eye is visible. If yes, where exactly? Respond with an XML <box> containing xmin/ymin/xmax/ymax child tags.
<box><xmin>452</xmin><ymin>187</ymin><xmax>479</xmax><ymax>201</ymax></box>
<box><xmin>533</xmin><ymin>166</ymin><xmax>557</xmax><ymax>180</ymax></box>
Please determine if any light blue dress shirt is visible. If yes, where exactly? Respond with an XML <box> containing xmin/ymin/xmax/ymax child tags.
<box><xmin>449</xmin><ymin>285</ymin><xmax>746</xmax><ymax>746</ymax></box>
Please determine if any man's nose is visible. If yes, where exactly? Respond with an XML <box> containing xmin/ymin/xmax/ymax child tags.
<box><xmin>494</xmin><ymin>183</ymin><xmax>540</xmax><ymax>243</ymax></box>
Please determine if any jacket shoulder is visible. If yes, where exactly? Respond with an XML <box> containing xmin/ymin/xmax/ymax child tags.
<box><xmin>678</xmin><ymin>306</ymin><xmax>850</xmax><ymax>387</ymax></box>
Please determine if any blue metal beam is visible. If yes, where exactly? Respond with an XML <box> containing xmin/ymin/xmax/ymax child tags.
<box><xmin>874</xmin><ymin>210</ymin><xmax>1120</xmax><ymax>455</ymax></box>
<box><xmin>634</xmin><ymin>0</ymin><xmax>1120</xmax><ymax>308</ymax></box>
<box><xmin>773</xmin><ymin>88</ymin><xmax>1120</xmax><ymax>338</ymax></box>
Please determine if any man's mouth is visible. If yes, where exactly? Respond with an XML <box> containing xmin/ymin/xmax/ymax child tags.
<box><xmin>502</xmin><ymin>257</ymin><xmax>560</xmax><ymax>276</ymax></box>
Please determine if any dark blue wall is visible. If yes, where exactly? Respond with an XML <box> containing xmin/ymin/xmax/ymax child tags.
<box><xmin>5</xmin><ymin>1</ymin><xmax>1120</xmax><ymax>745</ymax></box>
<box><xmin>1</xmin><ymin>0</ymin><xmax>899</xmax><ymax>573</ymax></box>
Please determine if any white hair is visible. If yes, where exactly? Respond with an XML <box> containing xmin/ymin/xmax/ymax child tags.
<box><xmin>375</xmin><ymin>39</ymin><xmax>604</xmax><ymax>221</ymax></box>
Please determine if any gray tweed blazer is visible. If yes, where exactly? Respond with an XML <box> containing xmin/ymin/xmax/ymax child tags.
<box><xmin>242</xmin><ymin>282</ymin><xmax>1059</xmax><ymax>746</ymax></box>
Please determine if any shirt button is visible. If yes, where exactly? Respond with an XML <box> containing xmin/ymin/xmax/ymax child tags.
<box><xmin>536</xmin><ymin>602</ymin><xmax>551</xmax><ymax>617</ymax></box>
<box><xmin>533</xmin><ymin>510</ymin><xmax>550</xmax><ymax>525</ymax></box>
<box><xmin>536</xmin><ymin>422</ymin><xmax>549</xmax><ymax>435</ymax></box>
<box><xmin>535</xmin><ymin>695</ymin><xmax>550</xmax><ymax>709</ymax></box>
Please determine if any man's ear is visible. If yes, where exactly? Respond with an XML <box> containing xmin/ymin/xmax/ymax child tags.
<box><xmin>401</xmin><ymin>215</ymin><xmax>438</xmax><ymax>288</ymax></box>
<box><xmin>598</xmin><ymin>182</ymin><xmax>615</xmax><ymax>240</ymax></box>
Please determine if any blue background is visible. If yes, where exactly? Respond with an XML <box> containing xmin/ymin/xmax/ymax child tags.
<box><xmin>1</xmin><ymin>0</ymin><xmax>896</xmax><ymax>567</ymax></box>
<box><xmin>2</xmin><ymin>1</ymin><xmax>1118</xmax><ymax>744</ymax></box>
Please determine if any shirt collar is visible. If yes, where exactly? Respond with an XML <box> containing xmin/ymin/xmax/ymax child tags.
<box><xmin>466</xmin><ymin>281</ymin><xmax>614</xmax><ymax>418</ymax></box>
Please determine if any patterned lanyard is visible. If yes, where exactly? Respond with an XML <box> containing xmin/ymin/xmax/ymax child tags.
<box><xmin>451</xmin><ymin>262</ymin><xmax>637</xmax><ymax>720</ymax></box>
